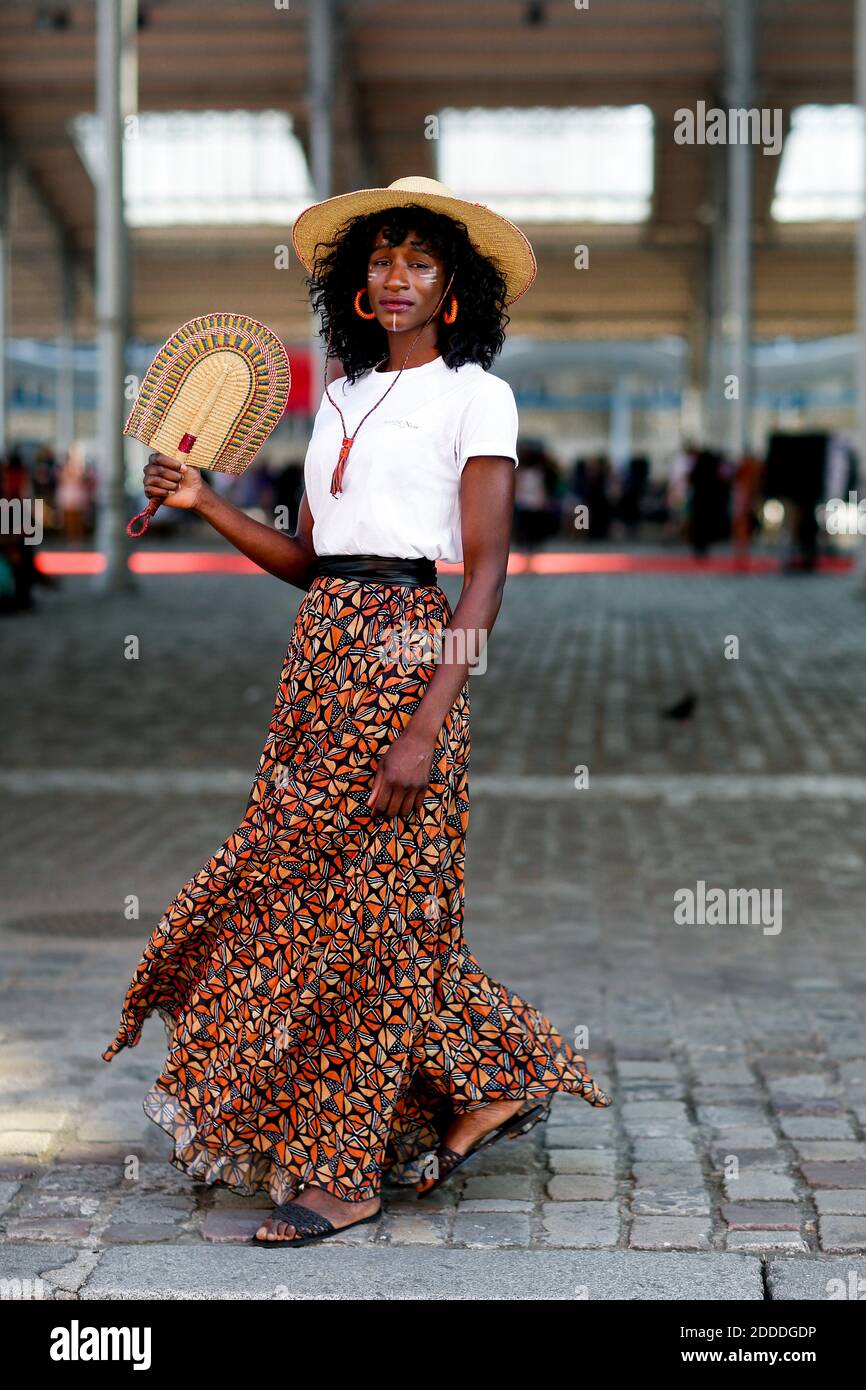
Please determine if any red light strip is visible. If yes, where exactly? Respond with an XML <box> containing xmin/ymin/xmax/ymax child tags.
<box><xmin>34</xmin><ymin>551</ymin><xmax>856</xmax><ymax>577</ymax></box>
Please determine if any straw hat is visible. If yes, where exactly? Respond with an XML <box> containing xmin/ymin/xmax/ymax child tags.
<box><xmin>291</xmin><ymin>175</ymin><xmax>537</xmax><ymax>306</ymax></box>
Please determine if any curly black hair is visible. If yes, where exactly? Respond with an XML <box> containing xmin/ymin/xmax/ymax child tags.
<box><xmin>304</xmin><ymin>203</ymin><xmax>510</xmax><ymax>384</ymax></box>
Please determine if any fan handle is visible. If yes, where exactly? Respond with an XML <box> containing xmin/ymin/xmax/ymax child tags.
<box><xmin>126</xmin><ymin>434</ymin><xmax>196</xmax><ymax>537</ymax></box>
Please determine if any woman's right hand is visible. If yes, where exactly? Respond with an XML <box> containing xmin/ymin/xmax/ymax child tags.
<box><xmin>143</xmin><ymin>452</ymin><xmax>205</xmax><ymax>510</ymax></box>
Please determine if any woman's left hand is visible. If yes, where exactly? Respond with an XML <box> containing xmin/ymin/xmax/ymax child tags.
<box><xmin>368</xmin><ymin>728</ymin><xmax>437</xmax><ymax>818</ymax></box>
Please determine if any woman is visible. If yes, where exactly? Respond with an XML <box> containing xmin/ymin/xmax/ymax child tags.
<box><xmin>56</xmin><ymin>445</ymin><xmax>89</xmax><ymax>543</ymax></box>
<box><xmin>102</xmin><ymin>175</ymin><xmax>612</xmax><ymax>1248</ymax></box>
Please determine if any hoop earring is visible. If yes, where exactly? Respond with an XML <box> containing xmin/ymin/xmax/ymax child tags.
<box><xmin>354</xmin><ymin>288</ymin><xmax>377</xmax><ymax>320</ymax></box>
<box><xmin>443</xmin><ymin>294</ymin><xmax>458</xmax><ymax>325</ymax></box>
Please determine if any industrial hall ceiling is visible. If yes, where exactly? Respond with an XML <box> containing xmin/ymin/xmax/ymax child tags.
<box><xmin>0</xmin><ymin>0</ymin><xmax>857</xmax><ymax>348</ymax></box>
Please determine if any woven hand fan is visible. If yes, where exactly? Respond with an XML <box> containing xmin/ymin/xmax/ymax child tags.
<box><xmin>125</xmin><ymin>312</ymin><xmax>291</xmax><ymax>537</ymax></box>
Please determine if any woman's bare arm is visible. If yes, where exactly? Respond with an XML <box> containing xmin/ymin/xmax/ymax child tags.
<box><xmin>141</xmin><ymin>453</ymin><xmax>318</xmax><ymax>590</ymax></box>
<box><xmin>368</xmin><ymin>454</ymin><xmax>514</xmax><ymax>817</ymax></box>
<box><xmin>195</xmin><ymin>483</ymin><xmax>318</xmax><ymax>589</ymax></box>
<box><xmin>409</xmin><ymin>454</ymin><xmax>513</xmax><ymax>742</ymax></box>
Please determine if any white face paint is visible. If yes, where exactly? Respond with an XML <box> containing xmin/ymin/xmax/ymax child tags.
<box><xmin>367</xmin><ymin>242</ymin><xmax>443</xmax><ymax>334</ymax></box>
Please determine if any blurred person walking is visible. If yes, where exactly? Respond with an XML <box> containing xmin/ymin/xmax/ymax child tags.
<box><xmin>731</xmin><ymin>451</ymin><xmax>763</xmax><ymax>561</ymax></box>
<box><xmin>617</xmin><ymin>455</ymin><xmax>650</xmax><ymax>538</ymax></box>
<box><xmin>513</xmin><ymin>441</ymin><xmax>562</xmax><ymax>549</ymax></box>
<box><xmin>572</xmin><ymin>453</ymin><xmax>614</xmax><ymax>540</ymax></box>
<box><xmin>0</xmin><ymin>448</ymin><xmax>40</xmax><ymax>611</ymax></box>
<box><xmin>56</xmin><ymin>443</ymin><xmax>89</xmax><ymax>542</ymax></box>
<box><xmin>33</xmin><ymin>444</ymin><xmax>58</xmax><ymax>532</ymax></box>
<box><xmin>271</xmin><ymin>458</ymin><xmax>305</xmax><ymax>533</ymax></box>
<box><xmin>686</xmin><ymin>447</ymin><xmax>730</xmax><ymax>557</ymax></box>
<box><xmin>765</xmin><ymin>432</ymin><xmax>827</xmax><ymax>573</ymax></box>
<box><xmin>667</xmin><ymin>440</ymin><xmax>695</xmax><ymax>540</ymax></box>
<box><xmin>102</xmin><ymin>175</ymin><xmax>611</xmax><ymax>1248</ymax></box>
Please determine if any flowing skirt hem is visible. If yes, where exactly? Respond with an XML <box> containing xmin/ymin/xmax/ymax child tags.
<box><xmin>101</xmin><ymin>577</ymin><xmax>615</xmax><ymax>1203</ymax></box>
<box><xmin>135</xmin><ymin>996</ymin><xmax>611</xmax><ymax>1205</ymax></box>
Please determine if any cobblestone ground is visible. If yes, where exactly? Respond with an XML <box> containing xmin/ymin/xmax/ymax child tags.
<box><xmin>2</xmin><ymin>561</ymin><xmax>866</xmax><ymax>1299</ymax></box>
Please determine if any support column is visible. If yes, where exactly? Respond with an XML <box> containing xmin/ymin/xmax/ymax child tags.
<box><xmin>701</xmin><ymin>144</ymin><xmax>728</xmax><ymax>451</ymax></box>
<box><xmin>94</xmin><ymin>0</ymin><xmax>136</xmax><ymax>592</ymax></box>
<box><xmin>684</xmin><ymin>245</ymin><xmax>708</xmax><ymax>449</ymax></box>
<box><xmin>307</xmin><ymin>0</ymin><xmax>335</xmax><ymax>388</ymax></box>
<box><xmin>308</xmin><ymin>0</ymin><xmax>334</xmax><ymax>202</ymax></box>
<box><xmin>856</xmin><ymin>0</ymin><xmax>866</xmax><ymax>579</ymax></box>
<box><xmin>722</xmin><ymin>0</ymin><xmax>755</xmax><ymax>462</ymax></box>
<box><xmin>0</xmin><ymin>142</ymin><xmax>9</xmax><ymax>452</ymax></box>
<box><xmin>55</xmin><ymin>237</ymin><xmax>76</xmax><ymax>463</ymax></box>
<box><xmin>608</xmin><ymin>378</ymin><xmax>633</xmax><ymax>476</ymax></box>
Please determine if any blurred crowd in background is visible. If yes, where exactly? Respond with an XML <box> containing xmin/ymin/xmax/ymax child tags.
<box><xmin>510</xmin><ymin>429</ymin><xmax>859</xmax><ymax>568</ymax></box>
<box><xmin>1</xmin><ymin>429</ymin><xmax>859</xmax><ymax>614</ymax></box>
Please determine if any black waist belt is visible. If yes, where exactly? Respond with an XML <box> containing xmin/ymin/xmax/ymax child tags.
<box><xmin>313</xmin><ymin>553</ymin><xmax>438</xmax><ymax>588</ymax></box>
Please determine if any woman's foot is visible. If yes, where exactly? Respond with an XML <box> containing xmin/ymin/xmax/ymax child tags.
<box><xmin>254</xmin><ymin>1185</ymin><xmax>381</xmax><ymax>1243</ymax></box>
<box><xmin>415</xmin><ymin>1097</ymin><xmax>528</xmax><ymax>1196</ymax></box>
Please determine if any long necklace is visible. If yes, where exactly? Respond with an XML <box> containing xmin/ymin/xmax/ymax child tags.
<box><xmin>323</xmin><ymin>269</ymin><xmax>455</xmax><ymax>497</ymax></box>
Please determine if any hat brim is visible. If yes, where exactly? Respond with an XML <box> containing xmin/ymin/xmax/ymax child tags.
<box><xmin>291</xmin><ymin>185</ymin><xmax>537</xmax><ymax>307</ymax></box>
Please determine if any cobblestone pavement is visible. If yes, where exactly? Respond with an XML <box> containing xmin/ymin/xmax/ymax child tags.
<box><xmin>2</xmin><ymin>563</ymin><xmax>866</xmax><ymax>1299</ymax></box>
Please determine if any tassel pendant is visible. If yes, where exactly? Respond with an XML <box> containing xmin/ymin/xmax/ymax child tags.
<box><xmin>330</xmin><ymin>435</ymin><xmax>354</xmax><ymax>497</ymax></box>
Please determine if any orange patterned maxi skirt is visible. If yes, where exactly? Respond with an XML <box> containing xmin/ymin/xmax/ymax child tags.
<box><xmin>102</xmin><ymin>574</ymin><xmax>612</xmax><ymax>1203</ymax></box>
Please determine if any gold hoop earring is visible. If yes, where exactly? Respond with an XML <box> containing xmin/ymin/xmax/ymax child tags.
<box><xmin>443</xmin><ymin>294</ymin><xmax>458</xmax><ymax>325</ymax></box>
<box><xmin>354</xmin><ymin>288</ymin><xmax>377</xmax><ymax>320</ymax></box>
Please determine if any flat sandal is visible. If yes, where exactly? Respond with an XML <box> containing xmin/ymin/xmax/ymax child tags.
<box><xmin>251</xmin><ymin>1199</ymin><xmax>382</xmax><ymax>1248</ymax></box>
<box><xmin>416</xmin><ymin>1101</ymin><xmax>547</xmax><ymax>1199</ymax></box>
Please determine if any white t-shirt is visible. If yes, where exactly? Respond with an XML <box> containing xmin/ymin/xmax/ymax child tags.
<box><xmin>302</xmin><ymin>355</ymin><xmax>519</xmax><ymax>563</ymax></box>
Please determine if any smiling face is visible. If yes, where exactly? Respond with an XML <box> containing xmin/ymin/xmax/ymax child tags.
<box><xmin>365</xmin><ymin>223</ymin><xmax>450</xmax><ymax>333</ymax></box>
